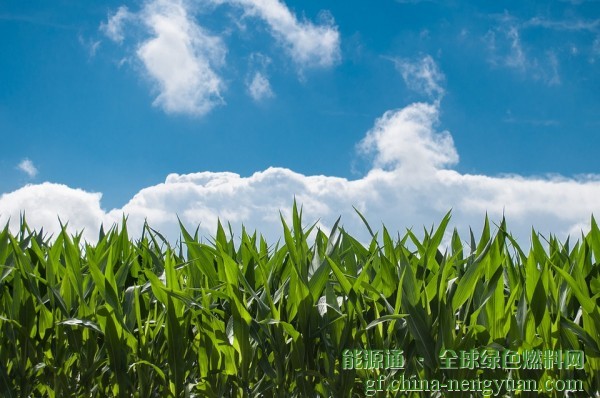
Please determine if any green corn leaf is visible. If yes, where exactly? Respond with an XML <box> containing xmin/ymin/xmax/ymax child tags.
<box><xmin>166</xmin><ymin>297</ymin><xmax>185</xmax><ymax>397</ymax></box>
<box><xmin>451</xmin><ymin>240</ymin><xmax>491</xmax><ymax>311</ymax></box>
<box><xmin>553</xmin><ymin>264</ymin><xmax>596</xmax><ymax>314</ymax></box>
<box><xmin>362</xmin><ymin>314</ymin><xmax>408</xmax><ymax>331</ymax></box>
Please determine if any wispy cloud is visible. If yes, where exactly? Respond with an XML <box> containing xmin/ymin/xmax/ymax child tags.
<box><xmin>78</xmin><ymin>35</ymin><xmax>101</xmax><ymax>58</ymax></box>
<box><xmin>525</xmin><ymin>17</ymin><xmax>600</xmax><ymax>32</ymax></box>
<box><xmin>483</xmin><ymin>14</ymin><xmax>566</xmax><ymax>85</ymax></box>
<box><xmin>482</xmin><ymin>12</ymin><xmax>600</xmax><ymax>83</ymax></box>
<box><xmin>392</xmin><ymin>55</ymin><xmax>445</xmax><ymax>99</ymax></box>
<box><xmin>559</xmin><ymin>0</ymin><xmax>600</xmax><ymax>4</ymax></box>
<box><xmin>591</xmin><ymin>36</ymin><xmax>600</xmax><ymax>62</ymax></box>
<box><xmin>503</xmin><ymin>110</ymin><xmax>559</xmax><ymax>126</ymax></box>
<box><xmin>100</xmin><ymin>6</ymin><xmax>132</xmax><ymax>43</ymax></box>
<box><xmin>546</xmin><ymin>50</ymin><xmax>561</xmax><ymax>85</ymax></box>
<box><xmin>247</xmin><ymin>72</ymin><xmax>274</xmax><ymax>101</ymax></box>
<box><xmin>225</xmin><ymin>0</ymin><xmax>341</xmax><ymax>69</ymax></box>
<box><xmin>484</xmin><ymin>23</ymin><xmax>526</xmax><ymax>70</ymax></box>
<box><xmin>246</xmin><ymin>52</ymin><xmax>274</xmax><ymax>101</ymax></box>
<box><xmin>505</xmin><ymin>25</ymin><xmax>527</xmax><ymax>69</ymax></box>
<box><xmin>17</xmin><ymin>159</ymin><xmax>38</xmax><ymax>178</ymax></box>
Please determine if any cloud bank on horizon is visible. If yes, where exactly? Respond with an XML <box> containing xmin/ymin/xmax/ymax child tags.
<box><xmin>2</xmin><ymin>1</ymin><xmax>599</xmax><ymax>246</ymax></box>
<box><xmin>2</xmin><ymin>95</ymin><xmax>599</xmax><ymax>245</ymax></box>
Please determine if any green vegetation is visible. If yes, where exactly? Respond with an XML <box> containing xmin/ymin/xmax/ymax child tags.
<box><xmin>0</xmin><ymin>205</ymin><xmax>599</xmax><ymax>397</ymax></box>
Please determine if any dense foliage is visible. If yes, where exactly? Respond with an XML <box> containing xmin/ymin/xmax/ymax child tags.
<box><xmin>0</xmin><ymin>206</ymin><xmax>599</xmax><ymax>397</ymax></box>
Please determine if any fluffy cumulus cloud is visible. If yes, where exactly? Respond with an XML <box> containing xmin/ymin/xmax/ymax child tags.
<box><xmin>136</xmin><ymin>0</ymin><xmax>226</xmax><ymax>115</ymax></box>
<box><xmin>17</xmin><ymin>158</ymin><xmax>38</xmax><ymax>178</ymax></box>
<box><xmin>100</xmin><ymin>0</ymin><xmax>225</xmax><ymax>115</ymax></box>
<box><xmin>0</xmin><ymin>183</ymin><xmax>105</xmax><ymax>237</ymax></box>
<box><xmin>100</xmin><ymin>0</ymin><xmax>340</xmax><ymax>115</ymax></box>
<box><xmin>2</xmin><ymin>101</ymin><xmax>600</xmax><ymax>246</ymax></box>
<box><xmin>358</xmin><ymin>103</ymin><xmax>457</xmax><ymax>174</ymax></box>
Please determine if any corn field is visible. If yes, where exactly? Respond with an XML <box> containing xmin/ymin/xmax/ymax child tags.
<box><xmin>0</xmin><ymin>205</ymin><xmax>599</xmax><ymax>397</ymax></box>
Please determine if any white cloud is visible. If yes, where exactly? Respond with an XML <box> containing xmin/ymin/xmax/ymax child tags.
<box><xmin>2</xmin><ymin>102</ymin><xmax>599</xmax><ymax>246</ymax></box>
<box><xmin>224</xmin><ymin>0</ymin><xmax>341</xmax><ymax>68</ymax></box>
<box><xmin>0</xmin><ymin>183</ymin><xmax>105</xmax><ymax>241</ymax></box>
<box><xmin>100</xmin><ymin>6</ymin><xmax>132</xmax><ymax>43</ymax></box>
<box><xmin>17</xmin><ymin>159</ymin><xmax>38</xmax><ymax>178</ymax></box>
<box><xmin>484</xmin><ymin>13</ymin><xmax>534</xmax><ymax>72</ymax></box>
<box><xmin>100</xmin><ymin>0</ymin><xmax>339</xmax><ymax>115</ymax></box>
<box><xmin>358</xmin><ymin>102</ymin><xmax>457</xmax><ymax>175</ymax></box>
<box><xmin>484</xmin><ymin>16</ymin><xmax>563</xmax><ymax>85</ymax></box>
<box><xmin>592</xmin><ymin>37</ymin><xmax>600</xmax><ymax>62</ymax></box>
<box><xmin>559</xmin><ymin>0</ymin><xmax>600</xmax><ymax>4</ymax></box>
<box><xmin>247</xmin><ymin>72</ymin><xmax>274</xmax><ymax>101</ymax></box>
<box><xmin>137</xmin><ymin>0</ymin><xmax>226</xmax><ymax>116</ymax></box>
<box><xmin>78</xmin><ymin>35</ymin><xmax>102</xmax><ymax>58</ymax></box>
<box><xmin>546</xmin><ymin>51</ymin><xmax>561</xmax><ymax>86</ymax></box>
<box><xmin>525</xmin><ymin>17</ymin><xmax>600</xmax><ymax>32</ymax></box>
<box><xmin>504</xmin><ymin>26</ymin><xmax>527</xmax><ymax>69</ymax></box>
<box><xmin>503</xmin><ymin>109</ymin><xmax>559</xmax><ymax>126</ymax></box>
<box><xmin>100</xmin><ymin>0</ymin><xmax>226</xmax><ymax>116</ymax></box>
<box><xmin>392</xmin><ymin>55</ymin><xmax>445</xmax><ymax>99</ymax></box>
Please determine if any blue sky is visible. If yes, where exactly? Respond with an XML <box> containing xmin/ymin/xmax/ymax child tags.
<box><xmin>1</xmin><ymin>0</ymin><xmax>600</xmax><ymax>243</ymax></box>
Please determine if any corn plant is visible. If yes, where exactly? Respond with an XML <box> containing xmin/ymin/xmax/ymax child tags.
<box><xmin>0</xmin><ymin>204</ymin><xmax>598</xmax><ymax>397</ymax></box>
